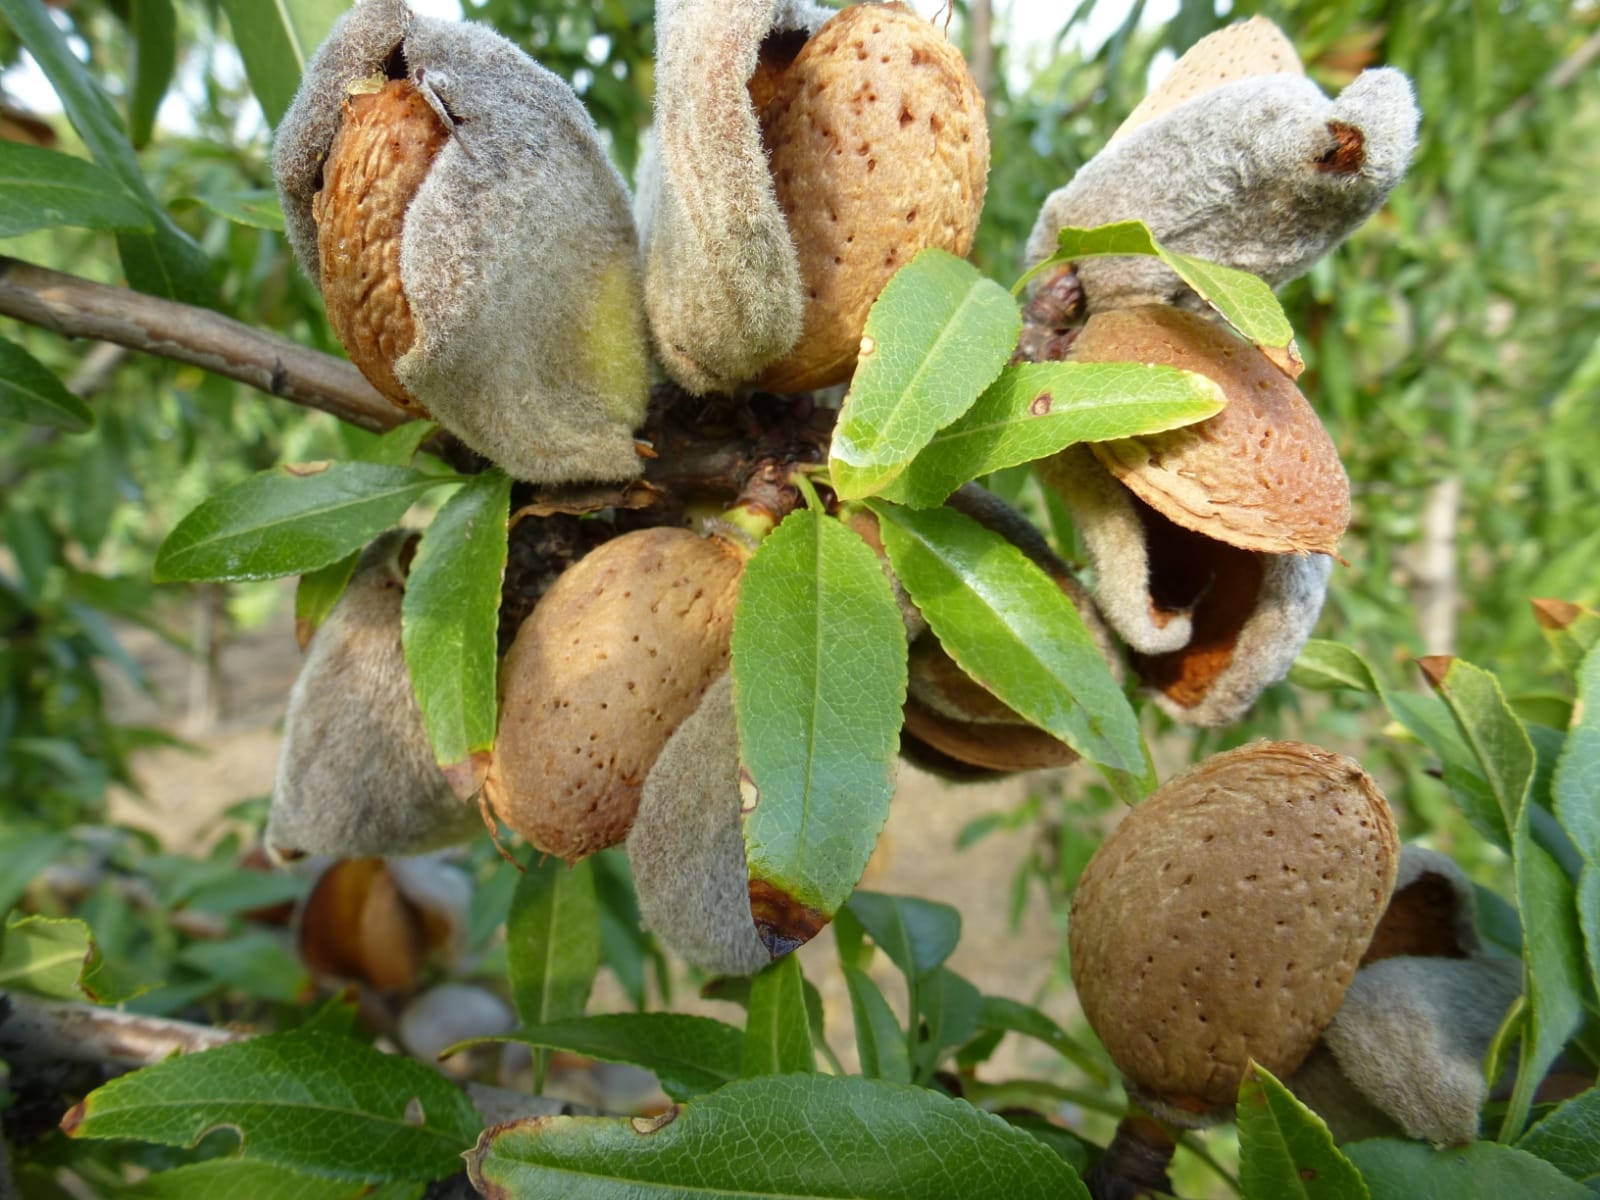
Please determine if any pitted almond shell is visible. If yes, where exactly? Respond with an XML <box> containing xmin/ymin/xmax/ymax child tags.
<box><xmin>1069</xmin><ymin>741</ymin><xmax>1398</xmax><ymax>1113</ymax></box>
<box><xmin>484</xmin><ymin>526</ymin><xmax>745</xmax><ymax>862</ymax></box>
<box><xmin>1072</xmin><ymin>306</ymin><xmax>1349</xmax><ymax>556</ymax></box>
<box><xmin>752</xmin><ymin>2</ymin><xmax>988</xmax><ymax>392</ymax></box>
<box><xmin>312</xmin><ymin>78</ymin><xmax>448</xmax><ymax>416</ymax></box>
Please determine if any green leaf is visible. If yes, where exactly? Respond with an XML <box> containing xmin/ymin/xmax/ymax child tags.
<box><xmin>0</xmin><ymin>142</ymin><xmax>152</xmax><ymax>238</ymax></box>
<box><xmin>0</xmin><ymin>338</ymin><xmax>94</xmax><ymax>433</ymax></box>
<box><xmin>1517</xmin><ymin>1085</ymin><xmax>1600</xmax><ymax>1187</ymax></box>
<box><xmin>975</xmin><ymin>995</ymin><xmax>1108</xmax><ymax>1086</ymax></box>
<box><xmin>462</xmin><ymin>1015</ymin><xmax>744</xmax><ymax>1102</ymax></box>
<box><xmin>732</xmin><ymin>506</ymin><xmax>907</xmax><ymax>936</ymax></box>
<box><xmin>1419</xmin><ymin>656</ymin><xmax>1536</xmax><ymax>841</ymax></box>
<box><xmin>1504</xmin><ymin>819</ymin><xmax>1586</xmax><ymax>1141</ymax></box>
<box><xmin>844</xmin><ymin>891</ymin><xmax>960</xmax><ymax>981</ymax></box>
<box><xmin>914</xmin><ymin>967</ymin><xmax>981</xmax><ymax>1080</ymax></box>
<box><xmin>293</xmin><ymin>425</ymin><xmax>438</xmax><ymax>641</ymax></box>
<box><xmin>0</xmin><ymin>0</ymin><xmax>214</xmax><ymax>303</ymax></box>
<box><xmin>830</xmin><ymin>249</ymin><xmax>1021</xmax><ymax>499</ymax></box>
<box><xmin>0</xmin><ymin>827</ymin><xmax>67</xmax><ymax>914</ymax></box>
<box><xmin>1554</xmin><ymin>646</ymin><xmax>1600</xmax><ymax>1002</ymax></box>
<box><xmin>177</xmin><ymin>932</ymin><xmax>308</xmax><ymax>1005</ymax></box>
<box><xmin>506</xmin><ymin>855</ymin><xmax>600</xmax><ymax>1090</ymax></box>
<box><xmin>401</xmin><ymin>469</ymin><xmax>510</xmax><ymax>795</ymax></box>
<box><xmin>1290</xmin><ymin>640</ymin><xmax>1381</xmax><ymax>694</ymax></box>
<box><xmin>119</xmin><ymin>1157</ymin><xmax>391</xmax><ymax>1200</ymax></box>
<box><xmin>842</xmin><ymin>964</ymin><xmax>910</xmax><ymax>1084</ymax></box>
<box><xmin>0</xmin><ymin>914</ymin><xmax>93</xmax><ymax>998</ymax></box>
<box><xmin>174</xmin><ymin>188</ymin><xmax>286</xmax><ymax>232</ymax></box>
<box><xmin>742</xmin><ymin>953</ymin><xmax>815</xmax><ymax>1076</ymax></box>
<box><xmin>127</xmin><ymin>0</ymin><xmax>177</xmax><ymax>148</ymax></box>
<box><xmin>154</xmin><ymin>462</ymin><xmax>444</xmax><ymax>583</ymax></box>
<box><xmin>216</xmin><ymin>0</ymin><xmax>345</xmax><ymax>127</ymax></box>
<box><xmin>1036</xmin><ymin>222</ymin><xmax>1296</xmax><ymax>366</ymax></box>
<box><xmin>1236</xmin><ymin>1063</ymin><xmax>1369</xmax><ymax>1200</ymax></box>
<box><xmin>1384</xmin><ymin>692</ymin><xmax>1507</xmax><ymax>851</ymax></box>
<box><xmin>873</xmin><ymin>502</ymin><xmax>1146</xmax><ymax>782</ymax></box>
<box><xmin>467</xmin><ymin>1074</ymin><xmax>1089</xmax><ymax>1199</ymax></box>
<box><xmin>1533</xmin><ymin>600</ymin><xmax>1600</xmax><ymax>673</ymax></box>
<box><xmin>1344</xmin><ymin>1138</ymin><xmax>1591</xmax><ymax>1200</ymax></box>
<box><xmin>879</xmin><ymin>361</ymin><xmax>1223</xmax><ymax>508</ymax></box>
<box><xmin>64</xmin><ymin>1030</ymin><xmax>480</xmax><ymax>1183</ymax></box>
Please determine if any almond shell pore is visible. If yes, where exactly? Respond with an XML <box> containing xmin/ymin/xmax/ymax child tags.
<box><xmin>1069</xmin><ymin>740</ymin><xmax>1399</xmax><ymax>1114</ymax></box>
<box><xmin>485</xmin><ymin>527</ymin><xmax>744</xmax><ymax>862</ymax></box>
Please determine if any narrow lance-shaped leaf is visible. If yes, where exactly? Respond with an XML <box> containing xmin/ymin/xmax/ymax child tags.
<box><xmin>294</xmin><ymin>423</ymin><xmax>440</xmax><ymax>644</ymax></box>
<box><xmin>1236</xmin><ymin>1063</ymin><xmax>1369</xmax><ymax>1200</ymax></box>
<box><xmin>154</xmin><ymin>462</ymin><xmax>448</xmax><ymax>582</ymax></box>
<box><xmin>732</xmin><ymin>505</ymin><xmax>907</xmax><ymax>950</ymax></box>
<box><xmin>1290</xmin><ymin>640</ymin><xmax>1381</xmax><ymax>694</ymax></box>
<box><xmin>0</xmin><ymin>0</ymin><xmax>214</xmax><ymax>303</ymax></box>
<box><xmin>402</xmin><ymin>470</ymin><xmax>511</xmax><ymax>798</ymax></box>
<box><xmin>0</xmin><ymin>142</ymin><xmax>152</xmax><ymax>238</ymax></box>
<box><xmin>1419</xmin><ymin>657</ymin><xmax>1586</xmax><ymax>1141</ymax></box>
<box><xmin>454</xmin><ymin>1014</ymin><xmax>744</xmax><ymax>1102</ymax></box>
<box><xmin>975</xmin><ymin>995</ymin><xmax>1108</xmax><ymax>1086</ymax></box>
<box><xmin>127</xmin><ymin>0</ymin><xmax>177</xmax><ymax>148</ymax></box>
<box><xmin>467</xmin><ymin>1074</ymin><xmax>1090</xmax><ymax>1200</ymax></box>
<box><xmin>913</xmin><ymin>967</ymin><xmax>981</xmax><ymax>1083</ymax></box>
<box><xmin>0</xmin><ymin>337</ymin><xmax>93</xmax><ymax>433</ymax></box>
<box><xmin>216</xmin><ymin>0</ymin><xmax>346</xmax><ymax>127</ymax></box>
<box><xmin>173</xmin><ymin>189</ymin><xmax>287</xmax><ymax>232</ymax></box>
<box><xmin>1021</xmin><ymin>221</ymin><xmax>1298</xmax><ymax>374</ymax></box>
<box><xmin>873</xmin><ymin>502</ymin><xmax>1148</xmax><ymax>785</ymax></box>
<box><xmin>0</xmin><ymin>827</ymin><xmax>68</xmax><ymax>915</ymax></box>
<box><xmin>1531</xmin><ymin>598</ymin><xmax>1600</xmax><ymax>673</ymax></box>
<box><xmin>844</xmin><ymin>891</ymin><xmax>960</xmax><ymax>981</ymax></box>
<box><xmin>880</xmin><ymin>360</ymin><xmax>1224</xmax><ymax>508</ymax></box>
<box><xmin>63</xmin><ymin>1030</ymin><xmax>480</xmax><ymax>1184</ymax></box>
<box><xmin>830</xmin><ymin>249</ymin><xmax>1021</xmax><ymax>499</ymax></box>
<box><xmin>1516</xmin><ymin>1086</ymin><xmax>1600</xmax><ymax>1188</ymax></box>
<box><xmin>506</xmin><ymin>855</ymin><xmax>600</xmax><ymax>1090</ymax></box>
<box><xmin>843</xmin><ymin>965</ymin><xmax>910</xmax><ymax>1084</ymax></box>
<box><xmin>1553</xmin><ymin>644</ymin><xmax>1600</xmax><ymax>1003</ymax></box>
<box><xmin>741</xmin><ymin>953</ymin><xmax>814</xmax><ymax>1076</ymax></box>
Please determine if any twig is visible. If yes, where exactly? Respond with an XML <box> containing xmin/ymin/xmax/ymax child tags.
<box><xmin>0</xmin><ymin>257</ymin><xmax>401</xmax><ymax>434</ymax></box>
<box><xmin>0</xmin><ymin>991</ymin><xmax>245</xmax><ymax>1070</ymax></box>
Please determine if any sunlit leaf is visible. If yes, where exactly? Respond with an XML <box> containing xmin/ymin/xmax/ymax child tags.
<box><xmin>0</xmin><ymin>142</ymin><xmax>151</xmax><ymax>238</ymax></box>
<box><xmin>1236</xmin><ymin>1063</ymin><xmax>1368</xmax><ymax>1200</ymax></box>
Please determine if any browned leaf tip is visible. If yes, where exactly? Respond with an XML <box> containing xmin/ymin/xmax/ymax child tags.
<box><xmin>443</xmin><ymin>750</ymin><xmax>492</xmax><ymax>803</ymax></box>
<box><xmin>747</xmin><ymin>878</ymin><xmax>828</xmax><ymax>958</ymax></box>
<box><xmin>1531</xmin><ymin>597</ymin><xmax>1584</xmax><ymax>631</ymax></box>
<box><xmin>59</xmin><ymin>1099</ymin><xmax>89</xmax><ymax>1137</ymax></box>
<box><xmin>1262</xmin><ymin>336</ymin><xmax>1306</xmax><ymax>381</ymax></box>
<box><xmin>466</xmin><ymin>1119</ymin><xmax>564</xmax><ymax>1198</ymax></box>
<box><xmin>1416</xmin><ymin>654</ymin><xmax>1455</xmax><ymax>689</ymax></box>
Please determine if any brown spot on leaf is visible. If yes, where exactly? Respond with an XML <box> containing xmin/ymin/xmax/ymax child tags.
<box><xmin>1531</xmin><ymin>597</ymin><xmax>1584</xmax><ymax>631</ymax></box>
<box><xmin>748</xmin><ymin>878</ymin><xmax>827</xmax><ymax>956</ymax></box>
<box><xmin>443</xmin><ymin>750</ymin><xmax>492</xmax><ymax>803</ymax></box>
<box><xmin>738</xmin><ymin>768</ymin><xmax>760</xmax><ymax>814</ymax></box>
<box><xmin>1029</xmin><ymin>392</ymin><xmax>1053</xmax><ymax>417</ymax></box>
<box><xmin>631</xmin><ymin>1108</ymin><xmax>680</xmax><ymax>1134</ymax></box>
<box><xmin>59</xmin><ymin>1100</ymin><xmax>89</xmax><ymax>1137</ymax></box>
<box><xmin>285</xmin><ymin>461</ymin><xmax>332</xmax><ymax>477</ymax></box>
<box><xmin>1416</xmin><ymin>655</ymin><xmax>1455</xmax><ymax>689</ymax></box>
<box><xmin>1299</xmin><ymin>1168</ymin><xmax>1319</xmax><ymax>1182</ymax></box>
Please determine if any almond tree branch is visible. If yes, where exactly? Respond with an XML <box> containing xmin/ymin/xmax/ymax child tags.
<box><xmin>0</xmin><ymin>256</ymin><xmax>402</xmax><ymax>434</ymax></box>
<box><xmin>0</xmin><ymin>991</ymin><xmax>245</xmax><ymax>1070</ymax></box>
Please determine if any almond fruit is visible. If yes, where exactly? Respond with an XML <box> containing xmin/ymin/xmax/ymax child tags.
<box><xmin>484</xmin><ymin>526</ymin><xmax>746</xmax><ymax>861</ymax></box>
<box><xmin>268</xmin><ymin>531</ymin><xmax>478</xmax><ymax>861</ymax></box>
<box><xmin>752</xmin><ymin>3</ymin><xmax>989</xmax><ymax>392</ymax></box>
<box><xmin>1071</xmin><ymin>305</ymin><xmax>1349</xmax><ymax>556</ymax></box>
<box><xmin>1069</xmin><ymin>741</ymin><xmax>1399</xmax><ymax>1120</ymax></box>
<box><xmin>275</xmin><ymin>0</ymin><xmax>650</xmax><ymax>483</ymax></box>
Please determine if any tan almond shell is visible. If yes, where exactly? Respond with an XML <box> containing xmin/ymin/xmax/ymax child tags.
<box><xmin>484</xmin><ymin>527</ymin><xmax>744</xmax><ymax>862</ymax></box>
<box><xmin>1069</xmin><ymin>741</ymin><xmax>1399</xmax><ymax>1114</ymax></box>
<box><xmin>752</xmin><ymin>3</ymin><xmax>989</xmax><ymax>393</ymax></box>
<box><xmin>1073</xmin><ymin>306</ymin><xmax>1350</xmax><ymax>556</ymax></box>
<box><xmin>312</xmin><ymin>80</ymin><xmax>448</xmax><ymax>416</ymax></box>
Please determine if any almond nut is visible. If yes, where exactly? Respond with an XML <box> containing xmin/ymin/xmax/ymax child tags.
<box><xmin>484</xmin><ymin>526</ymin><xmax>746</xmax><ymax>861</ymax></box>
<box><xmin>1072</xmin><ymin>305</ymin><xmax>1349</xmax><ymax>556</ymax></box>
<box><xmin>1069</xmin><ymin>741</ymin><xmax>1399</xmax><ymax>1119</ymax></box>
<box><xmin>752</xmin><ymin>3</ymin><xmax>989</xmax><ymax>392</ymax></box>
